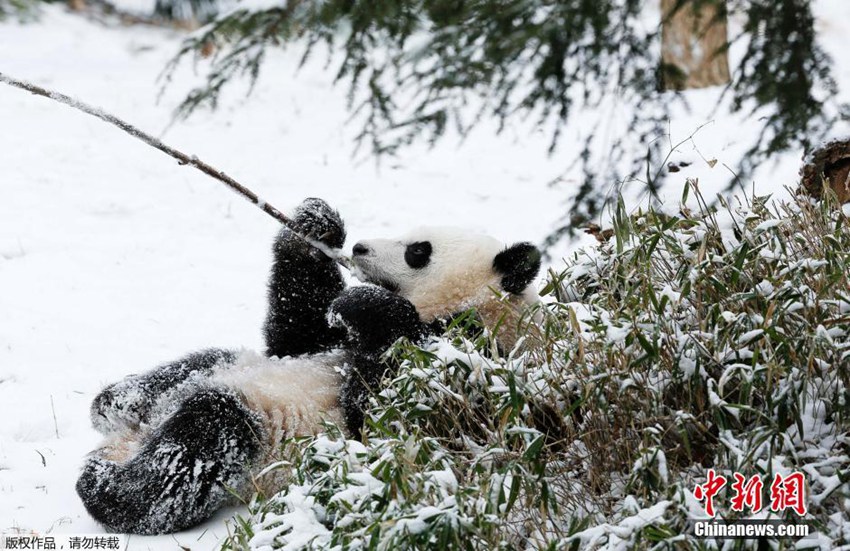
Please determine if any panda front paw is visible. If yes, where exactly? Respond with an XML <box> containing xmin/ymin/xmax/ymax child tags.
<box><xmin>329</xmin><ymin>286</ymin><xmax>427</xmax><ymax>356</ymax></box>
<box><xmin>90</xmin><ymin>376</ymin><xmax>154</xmax><ymax>434</ymax></box>
<box><xmin>291</xmin><ymin>198</ymin><xmax>346</xmax><ymax>250</ymax></box>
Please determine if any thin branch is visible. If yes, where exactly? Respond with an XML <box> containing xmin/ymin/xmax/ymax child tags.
<box><xmin>0</xmin><ymin>72</ymin><xmax>350</xmax><ymax>268</ymax></box>
<box><xmin>50</xmin><ymin>395</ymin><xmax>60</xmax><ymax>439</ymax></box>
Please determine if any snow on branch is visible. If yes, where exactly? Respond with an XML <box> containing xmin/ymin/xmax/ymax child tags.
<box><xmin>0</xmin><ymin>72</ymin><xmax>351</xmax><ymax>268</ymax></box>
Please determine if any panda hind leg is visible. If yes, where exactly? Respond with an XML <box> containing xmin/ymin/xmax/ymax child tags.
<box><xmin>77</xmin><ymin>387</ymin><xmax>265</xmax><ymax>534</ymax></box>
<box><xmin>90</xmin><ymin>348</ymin><xmax>237</xmax><ymax>434</ymax></box>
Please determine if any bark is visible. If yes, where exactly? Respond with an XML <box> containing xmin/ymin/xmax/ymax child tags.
<box><xmin>661</xmin><ymin>0</ymin><xmax>731</xmax><ymax>90</ymax></box>
<box><xmin>799</xmin><ymin>138</ymin><xmax>850</xmax><ymax>204</ymax></box>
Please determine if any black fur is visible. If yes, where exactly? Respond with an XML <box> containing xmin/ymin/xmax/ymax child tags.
<box><xmin>352</xmin><ymin>242</ymin><xmax>369</xmax><ymax>256</ymax></box>
<box><xmin>404</xmin><ymin>241</ymin><xmax>432</xmax><ymax>269</ymax></box>
<box><xmin>330</xmin><ymin>286</ymin><xmax>429</xmax><ymax>435</ymax></box>
<box><xmin>493</xmin><ymin>242</ymin><xmax>541</xmax><ymax>294</ymax></box>
<box><xmin>78</xmin><ymin>199</ymin><xmax>350</xmax><ymax>535</ymax></box>
<box><xmin>90</xmin><ymin>348</ymin><xmax>235</xmax><ymax>434</ymax></box>
<box><xmin>78</xmin><ymin>198</ymin><xmax>539</xmax><ymax>534</ymax></box>
<box><xmin>330</xmin><ymin>286</ymin><xmax>427</xmax><ymax>359</ymax></box>
<box><xmin>77</xmin><ymin>387</ymin><xmax>264</xmax><ymax>534</ymax></box>
<box><xmin>337</xmin><ymin>355</ymin><xmax>388</xmax><ymax>438</ymax></box>
<box><xmin>288</xmin><ymin>197</ymin><xmax>347</xmax><ymax>249</ymax></box>
<box><xmin>263</xmin><ymin>200</ymin><xmax>347</xmax><ymax>358</ymax></box>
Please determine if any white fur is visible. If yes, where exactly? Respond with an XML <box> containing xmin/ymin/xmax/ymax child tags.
<box><xmin>95</xmin><ymin>227</ymin><xmax>538</xmax><ymax>500</ymax></box>
<box><xmin>352</xmin><ymin>226</ymin><xmax>539</xmax><ymax>350</ymax></box>
<box><xmin>95</xmin><ymin>351</ymin><xmax>346</xmax><ymax>498</ymax></box>
<box><xmin>212</xmin><ymin>350</ymin><xmax>345</xmax><ymax>445</ymax></box>
<box><xmin>353</xmin><ymin>227</ymin><xmax>505</xmax><ymax>319</ymax></box>
<box><xmin>212</xmin><ymin>350</ymin><xmax>346</xmax><ymax>496</ymax></box>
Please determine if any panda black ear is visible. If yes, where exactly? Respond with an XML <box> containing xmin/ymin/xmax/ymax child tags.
<box><xmin>493</xmin><ymin>242</ymin><xmax>541</xmax><ymax>294</ymax></box>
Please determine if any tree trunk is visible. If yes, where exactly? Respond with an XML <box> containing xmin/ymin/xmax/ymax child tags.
<box><xmin>799</xmin><ymin>138</ymin><xmax>850</xmax><ymax>204</ymax></box>
<box><xmin>660</xmin><ymin>0</ymin><xmax>731</xmax><ymax>90</ymax></box>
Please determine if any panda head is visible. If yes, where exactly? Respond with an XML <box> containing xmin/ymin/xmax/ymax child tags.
<box><xmin>350</xmin><ymin>227</ymin><xmax>541</xmax><ymax>323</ymax></box>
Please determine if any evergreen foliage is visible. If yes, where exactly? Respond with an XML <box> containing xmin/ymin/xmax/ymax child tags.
<box><xmin>728</xmin><ymin>0</ymin><xmax>846</xmax><ymax>178</ymax></box>
<box><xmin>0</xmin><ymin>0</ymin><xmax>43</xmax><ymax>20</ymax></box>
<box><xmin>153</xmin><ymin>0</ymin><xmax>217</xmax><ymax>23</ymax></box>
<box><xmin>225</xmin><ymin>186</ymin><xmax>850</xmax><ymax>550</ymax></box>
<box><xmin>164</xmin><ymin>0</ymin><xmax>845</xmax><ymax>244</ymax></box>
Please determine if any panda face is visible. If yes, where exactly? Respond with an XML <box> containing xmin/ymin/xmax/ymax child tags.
<box><xmin>350</xmin><ymin>227</ymin><xmax>512</xmax><ymax>321</ymax></box>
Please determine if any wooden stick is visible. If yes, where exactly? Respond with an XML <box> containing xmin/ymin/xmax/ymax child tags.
<box><xmin>0</xmin><ymin>72</ymin><xmax>350</xmax><ymax>268</ymax></box>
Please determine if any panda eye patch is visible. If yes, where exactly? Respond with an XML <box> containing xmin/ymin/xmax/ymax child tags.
<box><xmin>404</xmin><ymin>241</ymin><xmax>432</xmax><ymax>269</ymax></box>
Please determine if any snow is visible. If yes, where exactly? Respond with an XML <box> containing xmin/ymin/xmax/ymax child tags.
<box><xmin>328</xmin><ymin>472</ymin><xmax>383</xmax><ymax>505</ymax></box>
<box><xmin>567</xmin><ymin>501</ymin><xmax>672</xmax><ymax>550</ymax></box>
<box><xmin>754</xmin><ymin>219</ymin><xmax>784</xmax><ymax>232</ymax></box>
<box><xmin>0</xmin><ymin>7</ymin><xmax>562</xmax><ymax>546</ymax></box>
<box><xmin>249</xmin><ymin>486</ymin><xmax>331</xmax><ymax>551</ymax></box>
<box><xmin>737</xmin><ymin>329</ymin><xmax>764</xmax><ymax>344</ymax></box>
<box><xmin>1</xmin><ymin>0</ymin><xmax>850</xmax><ymax>549</ymax></box>
<box><xmin>755</xmin><ymin>279</ymin><xmax>774</xmax><ymax>296</ymax></box>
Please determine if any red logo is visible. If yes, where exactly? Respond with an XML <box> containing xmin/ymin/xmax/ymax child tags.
<box><xmin>694</xmin><ymin>470</ymin><xmax>807</xmax><ymax>517</ymax></box>
<box><xmin>693</xmin><ymin>469</ymin><xmax>727</xmax><ymax>517</ymax></box>
<box><xmin>769</xmin><ymin>472</ymin><xmax>807</xmax><ymax>516</ymax></box>
<box><xmin>730</xmin><ymin>473</ymin><xmax>763</xmax><ymax>513</ymax></box>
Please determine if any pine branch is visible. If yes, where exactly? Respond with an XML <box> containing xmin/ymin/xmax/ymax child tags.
<box><xmin>0</xmin><ymin>72</ymin><xmax>350</xmax><ymax>268</ymax></box>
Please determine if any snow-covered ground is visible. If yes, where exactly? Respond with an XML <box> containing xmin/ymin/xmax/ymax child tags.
<box><xmin>0</xmin><ymin>2</ymin><xmax>848</xmax><ymax>549</ymax></box>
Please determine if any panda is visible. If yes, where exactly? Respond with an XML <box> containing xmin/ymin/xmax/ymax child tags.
<box><xmin>75</xmin><ymin>198</ymin><xmax>542</xmax><ymax>535</ymax></box>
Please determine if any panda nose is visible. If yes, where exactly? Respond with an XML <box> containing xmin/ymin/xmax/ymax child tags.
<box><xmin>352</xmin><ymin>243</ymin><xmax>370</xmax><ymax>256</ymax></box>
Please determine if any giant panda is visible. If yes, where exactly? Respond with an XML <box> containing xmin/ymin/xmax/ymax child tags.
<box><xmin>76</xmin><ymin>198</ymin><xmax>542</xmax><ymax>535</ymax></box>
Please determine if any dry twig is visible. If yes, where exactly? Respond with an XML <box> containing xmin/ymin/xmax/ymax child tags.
<box><xmin>0</xmin><ymin>72</ymin><xmax>351</xmax><ymax>268</ymax></box>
